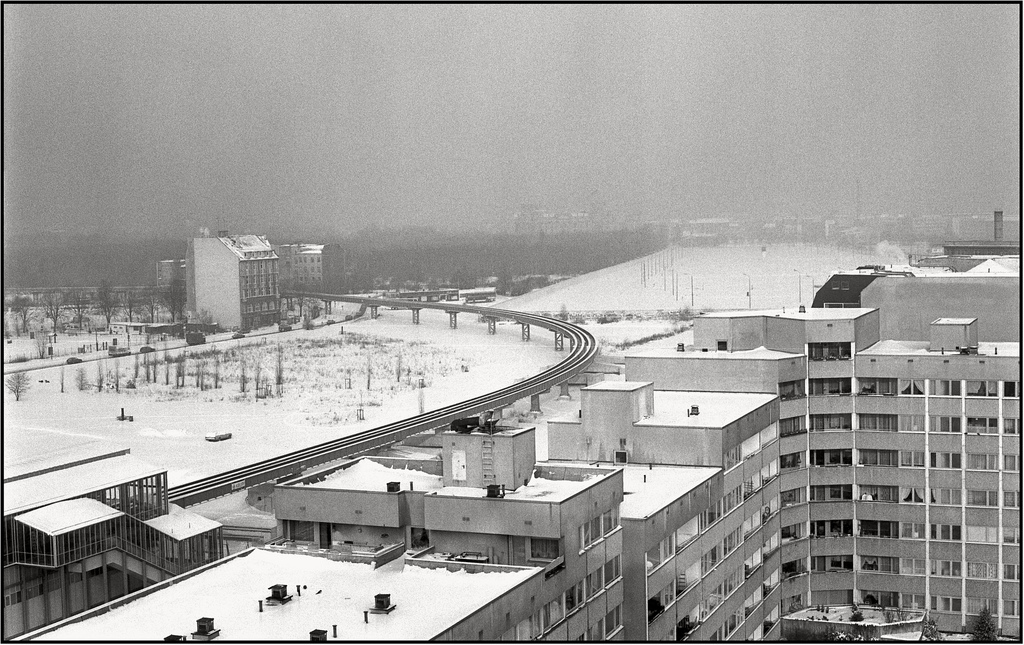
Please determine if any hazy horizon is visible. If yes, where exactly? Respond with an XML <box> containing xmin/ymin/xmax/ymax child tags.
<box><xmin>4</xmin><ymin>5</ymin><xmax>1020</xmax><ymax>241</ymax></box>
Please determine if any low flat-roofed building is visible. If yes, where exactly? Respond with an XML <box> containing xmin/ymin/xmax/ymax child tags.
<box><xmin>29</xmin><ymin>548</ymin><xmax>544</xmax><ymax>641</ymax></box>
<box><xmin>626</xmin><ymin>346</ymin><xmax>805</xmax><ymax>394</ymax></box>
<box><xmin>2</xmin><ymin>449</ymin><xmax>222</xmax><ymax>639</ymax></box>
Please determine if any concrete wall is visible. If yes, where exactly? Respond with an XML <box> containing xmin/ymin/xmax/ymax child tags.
<box><xmin>861</xmin><ymin>276</ymin><xmax>1020</xmax><ymax>342</ymax></box>
<box><xmin>189</xmin><ymin>238</ymin><xmax>240</xmax><ymax>329</ymax></box>
<box><xmin>625</xmin><ymin>355</ymin><xmax>801</xmax><ymax>394</ymax></box>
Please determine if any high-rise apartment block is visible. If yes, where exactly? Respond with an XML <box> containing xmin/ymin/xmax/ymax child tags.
<box><xmin>185</xmin><ymin>233</ymin><xmax>280</xmax><ymax>331</ymax></box>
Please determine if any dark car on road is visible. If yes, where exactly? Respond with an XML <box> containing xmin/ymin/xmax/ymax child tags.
<box><xmin>139</xmin><ymin>346</ymin><xmax>155</xmax><ymax>354</ymax></box>
<box><xmin>66</xmin><ymin>357</ymin><xmax>83</xmax><ymax>364</ymax></box>
<box><xmin>232</xmin><ymin>332</ymin><xmax>246</xmax><ymax>339</ymax></box>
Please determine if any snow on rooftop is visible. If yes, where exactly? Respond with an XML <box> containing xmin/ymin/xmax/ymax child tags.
<box><xmin>16</xmin><ymin>498</ymin><xmax>124</xmax><ymax>536</ymax></box>
<box><xmin>931</xmin><ymin>317</ymin><xmax>977</xmax><ymax>325</ymax></box>
<box><xmin>620</xmin><ymin>465</ymin><xmax>719</xmax><ymax>519</ymax></box>
<box><xmin>4</xmin><ymin>454</ymin><xmax>163</xmax><ymax>516</ymax></box>
<box><xmin>3</xmin><ymin>442</ymin><xmax>128</xmax><ymax>483</ymax></box>
<box><xmin>219</xmin><ymin>234</ymin><xmax>275</xmax><ymax>258</ymax></box>
<box><xmin>700</xmin><ymin>307</ymin><xmax>875</xmax><ymax>320</ymax></box>
<box><xmin>306</xmin><ymin>459</ymin><xmax>443</xmax><ymax>492</ymax></box>
<box><xmin>584</xmin><ymin>381</ymin><xmax>652</xmax><ymax>392</ymax></box>
<box><xmin>37</xmin><ymin>549</ymin><xmax>538</xmax><ymax>641</ymax></box>
<box><xmin>432</xmin><ymin>474</ymin><xmax>599</xmax><ymax>502</ymax></box>
<box><xmin>859</xmin><ymin>340</ymin><xmax>1019</xmax><ymax>358</ymax></box>
<box><xmin>635</xmin><ymin>390</ymin><xmax>777</xmax><ymax>429</ymax></box>
<box><xmin>626</xmin><ymin>345</ymin><xmax>800</xmax><ymax>360</ymax></box>
<box><xmin>144</xmin><ymin>504</ymin><xmax>222</xmax><ymax>540</ymax></box>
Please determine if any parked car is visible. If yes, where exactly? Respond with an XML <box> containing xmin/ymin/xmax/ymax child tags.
<box><xmin>205</xmin><ymin>432</ymin><xmax>232</xmax><ymax>442</ymax></box>
<box><xmin>325</xmin><ymin>319</ymin><xmax>337</xmax><ymax>325</ymax></box>
<box><xmin>108</xmin><ymin>347</ymin><xmax>131</xmax><ymax>357</ymax></box>
<box><xmin>66</xmin><ymin>357</ymin><xmax>83</xmax><ymax>364</ymax></box>
<box><xmin>138</xmin><ymin>346</ymin><xmax>155</xmax><ymax>354</ymax></box>
<box><xmin>231</xmin><ymin>332</ymin><xmax>246</xmax><ymax>339</ymax></box>
<box><xmin>185</xmin><ymin>332</ymin><xmax>206</xmax><ymax>346</ymax></box>
<box><xmin>278</xmin><ymin>323</ymin><xmax>292</xmax><ymax>332</ymax></box>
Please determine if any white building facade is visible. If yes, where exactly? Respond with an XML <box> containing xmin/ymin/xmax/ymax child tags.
<box><xmin>186</xmin><ymin>234</ymin><xmax>280</xmax><ymax>331</ymax></box>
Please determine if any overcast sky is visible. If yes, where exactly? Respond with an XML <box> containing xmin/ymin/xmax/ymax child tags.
<box><xmin>3</xmin><ymin>5</ymin><xmax>1020</xmax><ymax>239</ymax></box>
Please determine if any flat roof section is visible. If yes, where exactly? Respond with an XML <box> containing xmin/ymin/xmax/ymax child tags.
<box><xmin>16</xmin><ymin>498</ymin><xmax>124</xmax><ymax>536</ymax></box>
<box><xmin>3</xmin><ymin>442</ymin><xmax>130</xmax><ymax>483</ymax></box>
<box><xmin>931</xmin><ymin>317</ymin><xmax>978</xmax><ymax>325</ymax></box>
<box><xmin>858</xmin><ymin>340</ymin><xmax>1019</xmax><ymax>358</ymax></box>
<box><xmin>634</xmin><ymin>391</ymin><xmax>777</xmax><ymax>429</ymax></box>
<box><xmin>304</xmin><ymin>459</ymin><xmax>443</xmax><ymax>492</ymax></box>
<box><xmin>626</xmin><ymin>346</ymin><xmax>801</xmax><ymax>360</ymax></box>
<box><xmin>431</xmin><ymin>475</ymin><xmax>599</xmax><ymax>502</ymax></box>
<box><xmin>36</xmin><ymin>549</ymin><xmax>539</xmax><ymax>641</ymax></box>
<box><xmin>700</xmin><ymin>307</ymin><xmax>876</xmax><ymax>320</ymax></box>
<box><xmin>3</xmin><ymin>454</ymin><xmax>163</xmax><ymax>517</ymax></box>
<box><xmin>619</xmin><ymin>465</ymin><xmax>719</xmax><ymax>519</ymax></box>
<box><xmin>144</xmin><ymin>504</ymin><xmax>222</xmax><ymax>540</ymax></box>
<box><xmin>584</xmin><ymin>381</ymin><xmax>653</xmax><ymax>392</ymax></box>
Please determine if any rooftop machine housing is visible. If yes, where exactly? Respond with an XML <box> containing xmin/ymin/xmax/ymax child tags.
<box><xmin>929</xmin><ymin>317</ymin><xmax>979</xmax><ymax>353</ymax></box>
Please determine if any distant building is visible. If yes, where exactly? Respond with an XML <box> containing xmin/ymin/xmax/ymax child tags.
<box><xmin>185</xmin><ymin>232</ymin><xmax>280</xmax><ymax>331</ymax></box>
<box><xmin>2</xmin><ymin>446</ymin><xmax>223</xmax><ymax>639</ymax></box>
<box><xmin>155</xmin><ymin>259</ymin><xmax>185</xmax><ymax>288</ymax></box>
<box><xmin>513</xmin><ymin>208</ymin><xmax>602</xmax><ymax>236</ymax></box>
<box><xmin>273</xmin><ymin>243</ymin><xmax>324</xmax><ymax>291</ymax></box>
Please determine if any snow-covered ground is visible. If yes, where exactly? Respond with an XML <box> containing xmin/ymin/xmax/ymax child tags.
<box><xmin>497</xmin><ymin>243</ymin><xmax>898</xmax><ymax>313</ymax></box>
<box><xmin>3</xmin><ymin>307</ymin><xmax>562</xmax><ymax>487</ymax></box>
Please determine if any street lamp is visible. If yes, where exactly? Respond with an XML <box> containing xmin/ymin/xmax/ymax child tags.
<box><xmin>680</xmin><ymin>273</ymin><xmax>695</xmax><ymax>307</ymax></box>
<box><xmin>742</xmin><ymin>273</ymin><xmax>752</xmax><ymax>309</ymax></box>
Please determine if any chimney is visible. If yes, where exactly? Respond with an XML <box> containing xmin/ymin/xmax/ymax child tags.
<box><xmin>994</xmin><ymin>210</ymin><xmax>1004</xmax><ymax>241</ymax></box>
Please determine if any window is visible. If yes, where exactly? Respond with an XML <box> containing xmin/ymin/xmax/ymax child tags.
<box><xmin>781</xmin><ymin>523</ymin><xmax>804</xmax><ymax>542</ymax></box>
<box><xmin>530</xmin><ymin>537</ymin><xmax>560</xmax><ymax>561</ymax></box>
<box><xmin>604</xmin><ymin>605</ymin><xmax>621</xmax><ymax>636</ymax></box>
<box><xmin>965</xmin><ymin>453</ymin><xmax>999</xmax><ymax>470</ymax></box>
<box><xmin>564</xmin><ymin>581</ymin><xmax>585</xmax><ymax>615</ymax></box>
<box><xmin>717</xmin><ymin>341</ymin><xmax>728</xmax><ymax>351</ymax></box>
<box><xmin>902</xmin><ymin>594</ymin><xmax>926</xmax><ymax>610</ymax></box>
<box><xmin>930</xmin><ymin>452</ymin><xmax>962</xmax><ymax>469</ymax></box>
<box><xmin>1004</xmin><ymin>564</ymin><xmax>1021</xmax><ymax>580</ymax></box>
<box><xmin>810</xmin><ymin>378</ymin><xmax>852</xmax><ymax>396</ymax></box>
<box><xmin>779</xmin><ymin>416</ymin><xmax>806</xmax><ymax>437</ymax></box>
<box><xmin>858</xmin><ymin>485</ymin><xmax>898</xmax><ymax>502</ymax></box>
<box><xmin>899</xmin><ymin>379</ymin><xmax>925</xmax><ymax>395</ymax></box>
<box><xmin>901</xmin><ymin>559</ymin><xmax>926</xmax><ymax>575</ymax></box>
<box><xmin>931</xmin><ymin>596</ymin><xmax>962</xmax><ymax>613</ymax></box>
<box><xmin>860</xmin><ymin>520</ymin><xmax>899</xmax><ymax>538</ymax></box>
<box><xmin>965</xmin><ymin>525</ymin><xmax>999</xmax><ymax>543</ymax></box>
<box><xmin>930</xmin><ymin>379</ymin><xmax>961</xmax><ymax>396</ymax></box>
<box><xmin>604</xmin><ymin>555</ymin><xmax>621</xmax><ymax>584</ymax></box>
<box><xmin>930</xmin><ymin>560</ymin><xmax>962</xmax><ymax>577</ymax></box>
<box><xmin>782</xmin><ymin>558</ymin><xmax>807</xmax><ymax>579</ymax></box>
<box><xmin>586</xmin><ymin>566</ymin><xmax>604</xmax><ymax>599</ymax></box>
<box><xmin>1005</xmin><ymin>491</ymin><xmax>1021</xmax><ymax>508</ymax></box>
<box><xmin>859</xmin><ymin>449</ymin><xmax>898</xmax><ymax>466</ymax></box>
<box><xmin>862</xmin><ymin>556</ymin><xmax>898</xmax><ymax>573</ymax></box>
<box><xmin>778</xmin><ymin>380</ymin><xmax>805</xmax><ymax>400</ymax></box>
<box><xmin>900</xmin><ymin>451</ymin><xmax>925</xmax><ymax>467</ymax></box>
<box><xmin>812</xmin><ymin>554</ymin><xmax>854</xmax><ymax>572</ymax></box>
<box><xmin>965</xmin><ymin>380</ymin><xmax>998</xmax><ymax>397</ymax></box>
<box><xmin>858</xmin><ymin>377</ymin><xmax>897</xmax><ymax>395</ymax></box>
<box><xmin>601</xmin><ymin>508</ymin><xmax>619</xmax><ymax>536</ymax></box>
<box><xmin>1006</xmin><ymin>418</ymin><xmax>1021</xmax><ymax>435</ymax></box>
<box><xmin>967</xmin><ymin>562</ymin><xmax>999</xmax><ymax>579</ymax></box>
<box><xmin>930</xmin><ymin>488</ymin><xmax>962</xmax><ymax>505</ymax></box>
<box><xmin>810</xmin><ymin>414</ymin><xmax>852</xmax><ymax>431</ymax></box>
<box><xmin>930</xmin><ymin>524</ymin><xmax>962</xmax><ymax>541</ymax></box>
<box><xmin>808</xmin><ymin>342</ymin><xmax>851</xmax><ymax>361</ymax></box>
<box><xmin>901</xmin><ymin>522</ymin><xmax>926</xmax><ymax>539</ymax></box>
<box><xmin>966</xmin><ymin>597</ymin><xmax>997</xmax><ymax>616</ymax></box>
<box><xmin>1005</xmin><ymin>600</ymin><xmax>1021</xmax><ymax>617</ymax></box>
<box><xmin>781</xmin><ymin>487</ymin><xmax>806</xmax><ymax>508</ymax></box>
<box><xmin>811</xmin><ymin>519</ymin><xmax>853</xmax><ymax>538</ymax></box>
<box><xmin>780</xmin><ymin>452</ymin><xmax>804</xmax><ymax>470</ymax></box>
<box><xmin>900</xmin><ymin>487</ymin><xmax>925</xmax><ymax>503</ymax></box>
<box><xmin>930</xmin><ymin>416</ymin><xmax>961</xmax><ymax>433</ymax></box>
<box><xmin>1005</xmin><ymin>454</ymin><xmax>1021</xmax><ymax>471</ymax></box>
<box><xmin>859</xmin><ymin>414</ymin><xmax>898</xmax><ymax>431</ymax></box>
<box><xmin>811</xmin><ymin>449</ymin><xmax>852</xmax><ymax>467</ymax></box>
<box><xmin>966</xmin><ymin>417</ymin><xmax>999</xmax><ymax>434</ymax></box>
<box><xmin>1005</xmin><ymin>381</ymin><xmax>1020</xmax><ymax>398</ymax></box>
<box><xmin>810</xmin><ymin>485</ymin><xmax>853</xmax><ymax>501</ymax></box>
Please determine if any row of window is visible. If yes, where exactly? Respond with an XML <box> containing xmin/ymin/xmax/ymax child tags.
<box><xmin>578</xmin><ymin>507</ymin><xmax>618</xmax><ymax>551</ymax></box>
<box><xmin>782</xmin><ymin>484</ymin><xmax>1021</xmax><ymax>509</ymax></box>
<box><xmin>929</xmin><ymin>596</ymin><xmax>1020</xmax><ymax>617</ymax></box>
<box><xmin>780</xmin><ymin>413</ymin><xmax>1020</xmax><ymax>435</ymax></box>
<box><xmin>790</xmin><ymin>378</ymin><xmax>1020</xmax><ymax>398</ymax></box>
<box><xmin>517</xmin><ymin>556</ymin><xmax>622</xmax><ymax>640</ymax></box>
<box><xmin>780</xmin><ymin>449</ymin><xmax>1019</xmax><ymax>471</ymax></box>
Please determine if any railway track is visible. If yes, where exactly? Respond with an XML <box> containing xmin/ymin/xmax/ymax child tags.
<box><xmin>168</xmin><ymin>296</ymin><xmax>597</xmax><ymax>507</ymax></box>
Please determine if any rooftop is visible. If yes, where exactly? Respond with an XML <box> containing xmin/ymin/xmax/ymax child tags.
<box><xmin>932</xmin><ymin>317</ymin><xmax>977</xmax><ymax>325</ymax></box>
<box><xmin>35</xmin><ymin>549</ymin><xmax>539</xmax><ymax>641</ymax></box>
<box><xmin>626</xmin><ymin>346</ymin><xmax>800</xmax><ymax>360</ymax></box>
<box><xmin>431</xmin><ymin>475</ymin><xmax>599</xmax><ymax>502</ymax></box>
<box><xmin>15</xmin><ymin>498</ymin><xmax>124</xmax><ymax>536</ymax></box>
<box><xmin>144</xmin><ymin>504</ymin><xmax>222</xmax><ymax>540</ymax></box>
<box><xmin>619</xmin><ymin>465</ymin><xmax>719</xmax><ymax>519</ymax></box>
<box><xmin>4</xmin><ymin>452</ymin><xmax>164</xmax><ymax>517</ymax></box>
<box><xmin>3</xmin><ymin>442</ymin><xmax>129</xmax><ymax>483</ymax></box>
<box><xmin>584</xmin><ymin>381</ymin><xmax>651</xmax><ymax>392</ymax></box>
<box><xmin>635</xmin><ymin>390</ymin><xmax>777</xmax><ymax>429</ymax></box>
<box><xmin>305</xmin><ymin>459</ymin><xmax>443</xmax><ymax>492</ymax></box>
<box><xmin>858</xmin><ymin>340</ymin><xmax>1019</xmax><ymax>358</ymax></box>
<box><xmin>218</xmin><ymin>234</ymin><xmax>276</xmax><ymax>259</ymax></box>
<box><xmin>699</xmin><ymin>307</ymin><xmax>875</xmax><ymax>320</ymax></box>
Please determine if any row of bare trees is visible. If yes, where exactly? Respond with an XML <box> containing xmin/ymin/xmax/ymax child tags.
<box><xmin>5</xmin><ymin>278</ymin><xmax>187</xmax><ymax>335</ymax></box>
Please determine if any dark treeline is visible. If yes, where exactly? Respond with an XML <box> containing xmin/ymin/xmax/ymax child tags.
<box><xmin>3</xmin><ymin>227</ymin><xmax>665</xmax><ymax>291</ymax></box>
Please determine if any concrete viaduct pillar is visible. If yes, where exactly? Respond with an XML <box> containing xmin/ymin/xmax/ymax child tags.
<box><xmin>447</xmin><ymin>311</ymin><xmax>458</xmax><ymax>329</ymax></box>
<box><xmin>519</xmin><ymin>323</ymin><xmax>530</xmax><ymax>342</ymax></box>
<box><xmin>558</xmin><ymin>382</ymin><xmax>571</xmax><ymax>399</ymax></box>
<box><xmin>530</xmin><ymin>394</ymin><xmax>542</xmax><ymax>414</ymax></box>
<box><xmin>554</xmin><ymin>332</ymin><xmax>564</xmax><ymax>351</ymax></box>
<box><xmin>370</xmin><ymin>306</ymin><xmax>380</xmax><ymax>319</ymax></box>
<box><xmin>411</xmin><ymin>309</ymin><xmax>420</xmax><ymax>325</ymax></box>
<box><xmin>485</xmin><ymin>317</ymin><xmax>496</xmax><ymax>335</ymax></box>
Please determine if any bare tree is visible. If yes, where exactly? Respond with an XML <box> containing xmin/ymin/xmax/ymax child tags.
<box><xmin>9</xmin><ymin>295</ymin><xmax>34</xmax><ymax>335</ymax></box>
<box><xmin>5</xmin><ymin>372</ymin><xmax>30</xmax><ymax>401</ymax></box>
<box><xmin>40</xmin><ymin>291</ymin><xmax>66</xmax><ymax>335</ymax></box>
<box><xmin>239</xmin><ymin>352</ymin><xmax>248</xmax><ymax>393</ymax></box>
<box><xmin>164</xmin><ymin>352</ymin><xmax>171</xmax><ymax>386</ymax></box>
<box><xmin>76</xmin><ymin>368</ymin><xmax>89</xmax><ymax>391</ymax></box>
<box><xmin>68</xmin><ymin>290</ymin><xmax>92</xmax><ymax>331</ymax></box>
<box><xmin>121</xmin><ymin>289</ymin><xmax>143</xmax><ymax>324</ymax></box>
<box><xmin>96</xmin><ymin>281</ymin><xmax>121</xmax><ymax>328</ymax></box>
<box><xmin>143</xmin><ymin>288</ymin><xmax>162</xmax><ymax>323</ymax></box>
<box><xmin>60</xmin><ymin>365</ymin><xmax>65</xmax><ymax>393</ymax></box>
<box><xmin>252</xmin><ymin>352</ymin><xmax>265</xmax><ymax>396</ymax></box>
<box><xmin>275</xmin><ymin>343</ymin><xmax>285</xmax><ymax>391</ymax></box>
<box><xmin>162</xmin><ymin>277</ymin><xmax>187</xmax><ymax>322</ymax></box>
<box><xmin>95</xmin><ymin>360</ymin><xmax>105</xmax><ymax>392</ymax></box>
<box><xmin>195</xmin><ymin>358</ymin><xmax>207</xmax><ymax>390</ymax></box>
<box><xmin>212</xmin><ymin>349</ymin><xmax>221</xmax><ymax>389</ymax></box>
<box><xmin>112</xmin><ymin>358</ymin><xmax>121</xmax><ymax>393</ymax></box>
<box><xmin>133</xmin><ymin>354</ymin><xmax>140</xmax><ymax>379</ymax></box>
<box><xmin>175</xmin><ymin>354</ymin><xmax>186</xmax><ymax>388</ymax></box>
<box><xmin>35</xmin><ymin>332</ymin><xmax>49</xmax><ymax>359</ymax></box>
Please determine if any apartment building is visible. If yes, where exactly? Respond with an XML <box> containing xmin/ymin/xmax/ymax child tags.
<box><xmin>548</xmin><ymin>384</ymin><xmax>784</xmax><ymax>640</ymax></box>
<box><xmin>625</xmin><ymin>308</ymin><xmax>1020</xmax><ymax>638</ymax></box>
<box><xmin>155</xmin><ymin>259</ymin><xmax>185</xmax><ymax>288</ymax></box>
<box><xmin>185</xmin><ymin>232</ymin><xmax>280</xmax><ymax>331</ymax></box>
<box><xmin>273</xmin><ymin>426</ymin><xmax>627</xmax><ymax>641</ymax></box>
<box><xmin>273</xmin><ymin>243</ymin><xmax>324</xmax><ymax>290</ymax></box>
<box><xmin>2</xmin><ymin>447</ymin><xmax>223</xmax><ymax>639</ymax></box>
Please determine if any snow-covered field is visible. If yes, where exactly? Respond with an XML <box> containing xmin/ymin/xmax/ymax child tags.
<box><xmin>3</xmin><ymin>308</ymin><xmax>561</xmax><ymax>487</ymax></box>
<box><xmin>497</xmin><ymin>243</ymin><xmax>899</xmax><ymax>313</ymax></box>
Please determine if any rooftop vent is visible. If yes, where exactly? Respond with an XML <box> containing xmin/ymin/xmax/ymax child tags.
<box><xmin>267</xmin><ymin>584</ymin><xmax>293</xmax><ymax>605</ymax></box>
<box><xmin>310</xmin><ymin>629</ymin><xmax>328</xmax><ymax>642</ymax></box>
<box><xmin>486</xmin><ymin>484</ymin><xmax>505</xmax><ymax>498</ymax></box>
<box><xmin>677</xmin><ymin>343</ymin><xmax>685</xmax><ymax>352</ymax></box>
<box><xmin>614</xmin><ymin>450</ymin><xmax>628</xmax><ymax>464</ymax></box>
<box><xmin>164</xmin><ymin>637</ymin><xmax>186</xmax><ymax>642</ymax></box>
<box><xmin>191</xmin><ymin>617</ymin><xmax>220</xmax><ymax>641</ymax></box>
<box><xmin>370</xmin><ymin>593</ymin><xmax>397</xmax><ymax>614</ymax></box>
<box><xmin>798</xmin><ymin>305</ymin><xmax>806</xmax><ymax>313</ymax></box>
<box><xmin>450</xmin><ymin>417</ymin><xmax>477</xmax><ymax>434</ymax></box>
<box><xmin>687</xmin><ymin>405</ymin><xmax>700</xmax><ymax>417</ymax></box>
<box><xmin>386</xmin><ymin>481</ymin><xmax>400</xmax><ymax>493</ymax></box>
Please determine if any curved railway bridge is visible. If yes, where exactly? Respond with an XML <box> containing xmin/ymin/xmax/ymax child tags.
<box><xmin>168</xmin><ymin>294</ymin><xmax>598</xmax><ymax>508</ymax></box>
